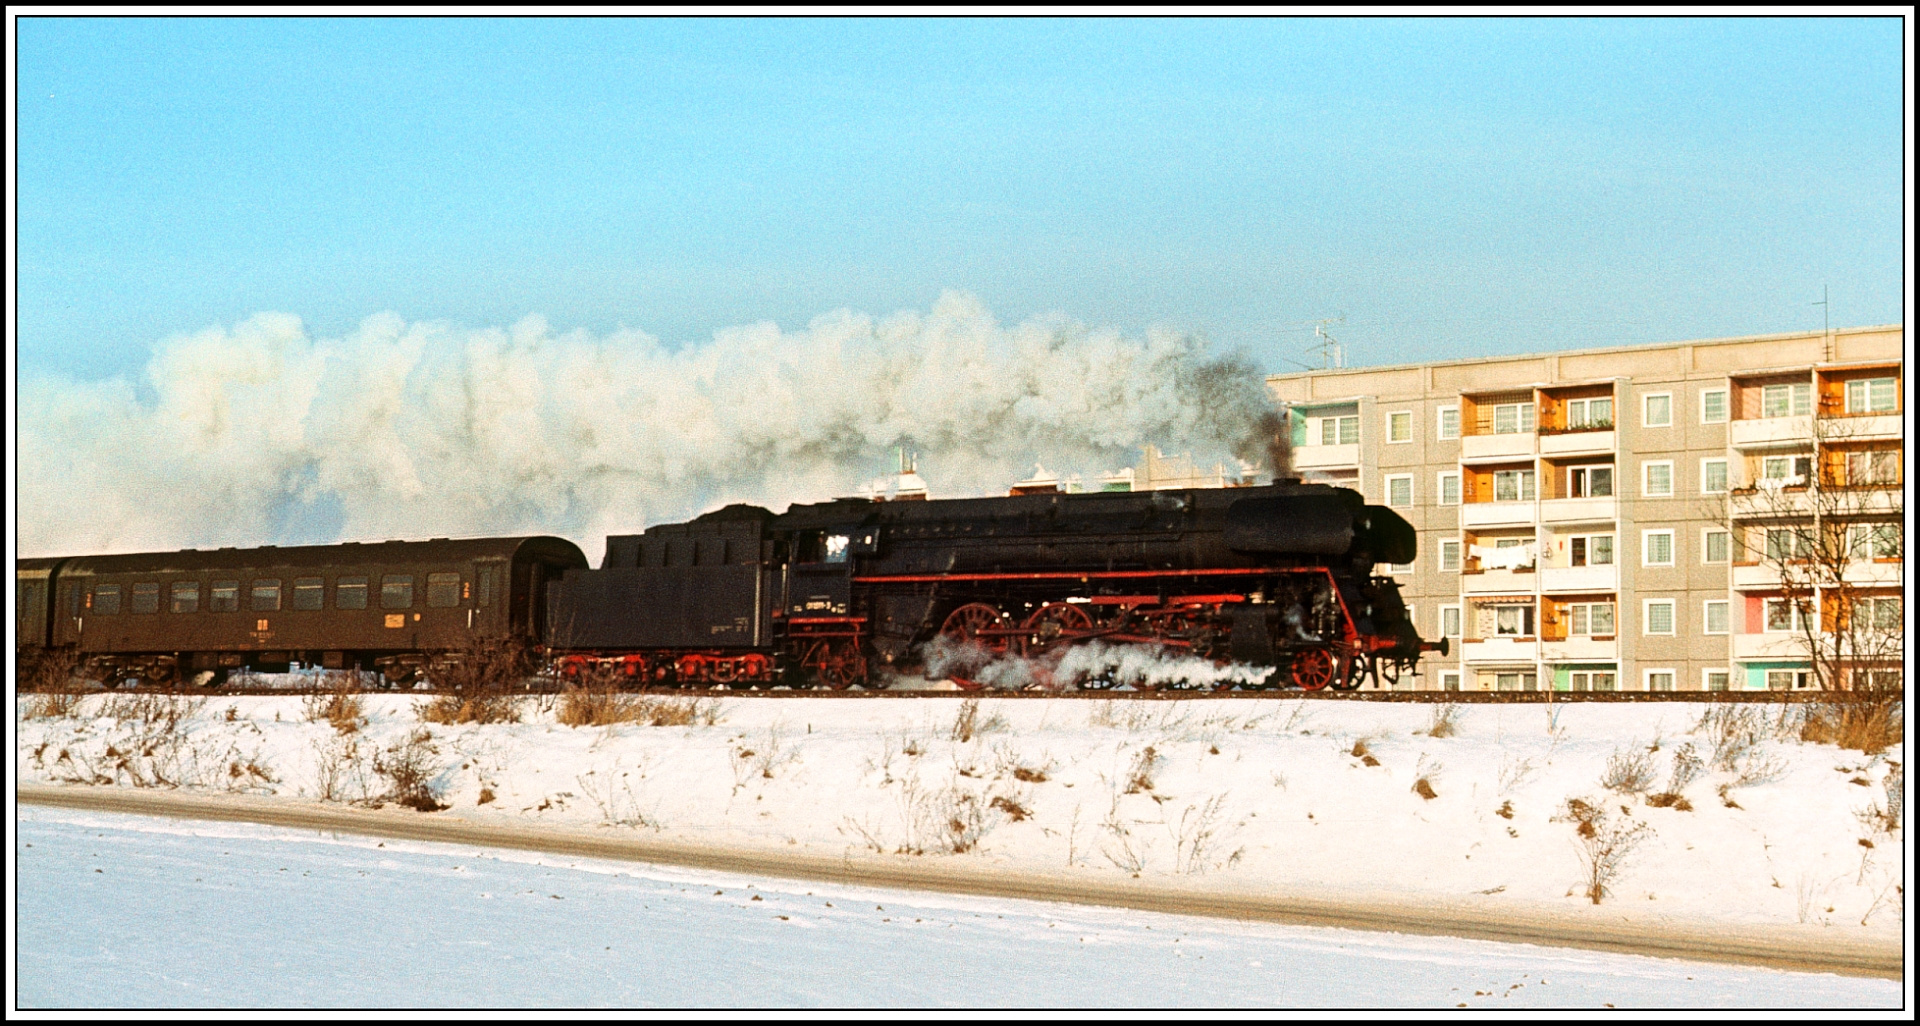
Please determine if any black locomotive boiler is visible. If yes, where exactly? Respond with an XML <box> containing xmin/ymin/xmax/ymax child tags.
<box><xmin>546</xmin><ymin>479</ymin><xmax>1443</xmax><ymax>691</ymax></box>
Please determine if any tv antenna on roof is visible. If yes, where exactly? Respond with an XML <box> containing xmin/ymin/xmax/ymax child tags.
<box><xmin>1307</xmin><ymin>315</ymin><xmax>1347</xmax><ymax>370</ymax></box>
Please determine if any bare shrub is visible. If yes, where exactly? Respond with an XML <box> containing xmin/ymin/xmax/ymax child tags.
<box><xmin>101</xmin><ymin>693</ymin><xmax>202</xmax><ymax>731</ymax></box>
<box><xmin>1100</xmin><ymin>792</ymin><xmax>1150</xmax><ymax>873</ymax></box>
<box><xmin>1800</xmin><ymin>696</ymin><xmax>1903</xmax><ymax>756</ymax></box>
<box><xmin>950</xmin><ymin>698</ymin><xmax>1009</xmax><ymax>743</ymax></box>
<box><xmin>1600</xmin><ymin>745</ymin><xmax>1657</xmax><ymax>795</ymax></box>
<box><xmin>1554</xmin><ymin>797</ymin><xmax>1651</xmax><ymax>904</ymax></box>
<box><xmin>1645</xmin><ymin>743</ymin><xmax>1702</xmax><ymax>810</ymax></box>
<box><xmin>1421</xmin><ymin>702</ymin><xmax>1460</xmax><ymax>738</ymax></box>
<box><xmin>989</xmin><ymin>740</ymin><xmax>1054</xmax><ymax>782</ymax></box>
<box><xmin>1411</xmin><ymin>754</ymin><xmax>1442</xmax><ymax>800</ymax></box>
<box><xmin>1089</xmin><ymin>699</ymin><xmax>1190</xmax><ymax>734</ymax></box>
<box><xmin>374</xmin><ymin>729</ymin><xmax>446</xmax><ymax>811</ymax></box>
<box><xmin>558</xmin><ymin>684</ymin><xmax>722</xmax><ymax>728</ymax></box>
<box><xmin>313</xmin><ymin>735</ymin><xmax>368</xmax><ymax>802</ymax></box>
<box><xmin>1694</xmin><ymin>705</ymin><xmax>1767</xmax><ymax>772</ymax></box>
<box><xmin>577</xmin><ymin>765</ymin><xmax>659</xmax><ymax>829</ymax></box>
<box><xmin>1498</xmin><ymin>755</ymin><xmax>1537</xmax><ymax>795</ymax></box>
<box><xmin>1123</xmin><ymin>745</ymin><xmax>1162</xmax><ymax>795</ymax></box>
<box><xmin>303</xmin><ymin>673</ymin><xmax>365</xmax><ymax>734</ymax></box>
<box><xmin>18</xmin><ymin>646</ymin><xmax>86</xmax><ymax>694</ymax></box>
<box><xmin>417</xmin><ymin>632</ymin><xmax>530</xmax><ymax>725</ymax></box>
<box><xmin>1732</xmin><ymin>749</ymin><xmax>1788</xmax><ymax>788</ymax></box>
<box><xmin>990</xmin><ymin>793</ymin><xmax>1032</xmax><ymax>822</ymax></box>
<box><xmin>19</xmin><ymin>688</ymin><xmax>83</xmax><ymax>721</ymax></box>
<box><xmin>1172</xmin><ymin>794</ymin><xmax>1232</xmax><ymax>874</ymax></box>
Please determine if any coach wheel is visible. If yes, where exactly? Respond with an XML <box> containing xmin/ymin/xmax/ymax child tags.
<box><xmin>1291</xmin><ymin>648</ymin><xmax>1336</xmax><ymax>691</ymax></box>
<box><xmin>808</xmin><ymin>640</ymin><xmax>866</xmax><ymax>690</ymax></box>
<box><xmin>711</xmin><ymin>658</ymin><xmax>739</xmax><ymax>685</ymax></box>
<box><xmin>1020</xmin><ymin>603</ymin><xmax>1093</xmax><ymax>656</ymax></box>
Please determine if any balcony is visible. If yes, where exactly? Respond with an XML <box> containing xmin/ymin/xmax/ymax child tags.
<box><xmin>1461</xmin><ymin>501</ymin><xmax>1535</xmax><ymax>528</ymax></box>
<box><xmin>1541</xmin><ymin>637</ymin><xmax>1619</xmax><ymax>662</ymax></box>
<box><xmin>1462</xmin><ymin>432</ymin><xmax>1536</xmax><ymax>462</ymax></box>
<box><xmin>1733</xmin><ymin>633</ymin><xmax>1808</xmax><ymax>661</ymax></box>
<box><xmin>1462</xmin><ymin>566</ymin><xmax>1538</xmax><ymax>595</ymax></box>
<box><xmin>1460</xmin><ymin>637</ymin><xmax>1541</xmax><ymax>663</ymax></box>
<box><xmin>1841</xmin><ymin>560</ymin><xmax>1905</xmax><ymax>588</ymax></box>
<box><xmin>1540</xmin><ymin>564</ymin><xmax>1619</xmax><ymax>593</ymax></box>
<box><xmin>1814</xmin><ymin>483</ymin><xmax>1903</xmax><ymax>515</ymax></box>
<box><xmin>1293</xmin><ymin>443</ymin><xmax>1359</xmax><ymax>470</ymax></box>
<box><xmin>1817</xmin><ymin>413</ymin><xmax>1901</xmax><ymax>440</ymax></box>
<box><xmin>1539</xmin><ymin>430</ymin><xmax>1615</xmax><ymax>457</ymax></box>
<box><xmin>1728</xmin><ymin>486</ymin><xmax>1814</xmax><ymax>518</ymax></box>
<box><xmin>1730</xmin><ymin>415</ymin><xmax>1812</xmax><ymax>449</ymax></box>
<box><xmin>1539</xmin><ymin>497</ymin><xmax>1617</xmax><ymax>524</ymax></box>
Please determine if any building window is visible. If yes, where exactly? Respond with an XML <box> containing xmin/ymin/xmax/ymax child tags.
<box><xmin>1704</xmin><ymin>669</ymin><xmax>1730</xmax><ymax>691</ymax></box>
<box><xmin>1848</xmin><ymin>523</ymin><xmax>1901</xmax><ymax>560</ymax></box>
<box><xmin>1387</xmin><ymin>411</ymin><xmax>1412</xmax><ymax>443</ymax></box>
<box><xmin>170</xmin><ymin>582</ymin><xmax>200</xmax><ymax>614</ymax></box>
<box><xmin>1568</xmin><ymin>602</ymin><xmax>1615</xmax><ymax>636</ymax></box>
<box><xmin>1700</xmin><ymin>459</ymin><xmax>1728</xmax><ymax>494</ymax></box>
<box><xmin>1845</xmin><ymin>377</ymin><xmax>1896</xmax><ymax>414</ymax></box>
<box><xmin>1494</xmin><ymin>672</ymin><xmax>1538</xmax><ymax>691</ymax></box>
<box><xmin>210</xmin><ymin>581</ymin><xmax>239</xmax><ymax>612</ymax></box>
<box><xmin>1766</xmin><ymin>668</ymin><xmax>1813</xmax><ymax>691</ymax></box>
<box><xmin>1844</xmin><ymin>450</ymin><xmax>1900</xmax><ymax>485</ymax></box>
<box><xmin>1643</xmin><ymin>393</ymin><xmax>1672</xmax><ymax>427</ymax></box>
<box><xmin>1643</xmin><ymin>530</ymin><xmax>1674</xmax><ymax>566</ymax></box>
<box><xmin>1317</xmin><ymin>415</ymin><xmax>1359</xmax><ymax>446</ymax></box>
<box><xmin>1569</xmin><ymin>670</ymin><xmax>1617</xmax><ymax>692</ymax></box>
<box><xmin>1568</xmin><ymin>465</ymin><xmax>1613</xmax><ymax>498</ymax></box>
<box><xmin>1493</xmin><ymin>605</ymin><xmax>1535</xmax><ymax>636</ymax></box>
<box><xmin>1644</xmin><ymin>599</ymin><xmax>1675</xmax><ymax>635</ymax></box>
<box><xmin>1386</xmin><ymin>474</ymin><xmax>1413</xmax><ymax>507</ymax></box>
<box><xmin>1763</xmin><ymin>527</ymin><xmax>1811</xmax><ymax>561</ymax></box>
<box><xmin>1704</xmin><ymin>529</ymin><xmax>1731</xmax><ymax>564</ymax></box>
<box><xmin>1761</xmin><ymin>454</ymin><xmax>1812</xmax><ymax>486</ymax></box>
<box><xmin>1439</xmin><ymin>671</ymin><xmax>1462</xmax><ymax>692</ymax></box>
<box><xmin>1764</xmin><ymin>597</ymin><xmax>1811</xmax><ymax>633</ymax></box>
<box><xmin>1441</xmin><ymin>605</ymin><xmax>1462</xmax><ymax>638</ymax></box>
<box><xmin>1642</xmin><ymin>461</ymin><xmax>1673</xmax><ymax>497</ymax></box>
<box><xmin>1704</xmin><ymin>600</ymin><xmax>1730</xmax><ymax>635</ymax></box>
<box><xmin>1387</xmin><ymin>560</ymin><xmax>1414</xmax><ymax>576</ymax></box>
<box><xmin>1492</xmin><ymin>402</ymin><xmax>1536</xmax><ymax>435</ymax></box>
<box><xmin>1564</xmin><ymin>396</ymin><xmax>1613</xmax><ymax>430</ymax></box>
<box><xmin>1493</xmin><ymin>469</ymin><xmax>1536</xmax><ymax>502</ymax></box>
<box><xmin>1859</xmin><ymin>595</ymin><xmax>1903</xmax><ymax>631</ymax></box>
<box><xmin>381</xmin><ymin>575</ymin><xmax>415</xmax><ymax>610</ymax></box>
<box><xmin>1700</xmin><ymin>388</ymin><xmax>1728</xmax><ymax>423</ymax></box>
<box><xmin>1438</xmin><ymin>472</ymin><xmax>1460</xmax><ymax>505</ymax></box>
<box><xmin>1439</xmin><ymin>540</ymin><xmax>1461</xmax><ymax>572</ymax></box>
<box><xmin>1437</xmin><ymin>406</ymin><xmax>1460</xmax><ymax>440</ymax></box>
<box><xmin>1646</xmin><ymin>669</ymin><xmax>1676</xmax><ymax>692</ymax></box>
<box><xmin>1568</xmin><ymin>534</ymin><xmax>1614</xmax><ymax>567</ymax></box>
<box><xmin>1761</xmin><ymin>382</ymin><xmax>1812</xmax><ymax>418</ymax></box>
<box><xmin>250</xmin><ymin>579</ymin><xmax>282</xmax><ymax>612</ymax></box>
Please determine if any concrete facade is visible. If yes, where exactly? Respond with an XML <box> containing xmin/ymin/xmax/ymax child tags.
<box><xmin>1267</xmin><ymin>325</ymin><xmax>1905</xmax><ymax>692</ymax></box>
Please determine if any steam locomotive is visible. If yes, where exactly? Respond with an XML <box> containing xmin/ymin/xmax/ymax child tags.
<box><xmin>16</xmin><ymin>480</ymin><xmax>1441</xmax><ymax>692</ymax></box>
<box><xmin>547</xmin><ymin>479</ymin><xmax>1441</xmax><ymax>691</ymax></box>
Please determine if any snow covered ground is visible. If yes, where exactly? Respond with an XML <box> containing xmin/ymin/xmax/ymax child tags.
<box><xmin>15</xmin><ymin>806</ymin><xmax>1901</xmax><ymax>1008</ymax></box>
<box><xmin>15</xmin><ymin>692</ymin><xmax>1905</xmax><ymax>952</ymax></box>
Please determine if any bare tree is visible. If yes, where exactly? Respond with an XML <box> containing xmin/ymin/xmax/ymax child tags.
<box><xmin>1721</xmin><ymin>406</ymin><xmax>1903</xmax><ymax>692</ymax></box>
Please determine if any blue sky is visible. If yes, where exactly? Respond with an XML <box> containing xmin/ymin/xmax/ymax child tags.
<box><xmin>16</xmin><ymin>17</ymin><xmax>1906</xmax><ymax>380</ymax></box>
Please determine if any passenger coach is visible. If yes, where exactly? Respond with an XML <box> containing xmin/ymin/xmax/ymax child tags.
<box><xmin>25</xmin><ymin>537</ymin><xmax>585</xmax><ymax>686</ymax></box>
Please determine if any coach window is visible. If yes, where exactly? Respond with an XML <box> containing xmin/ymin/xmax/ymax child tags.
<box><xmin>131</xmin><ymin>582</ymin><xmax>161</xmax><ymax>615</ymax></box>
<box><xmin>292</xmin><ymin>577</ymin><xmax>325</xmax><ymax>611</ymax></box>
<box><xmin>93</xmin><ymin>584</ymin><xmax>122</xmax><ymax>615</ymax></box>
<box><xmin>477</xmin><ymin>568</ymin><xmax>495</xmax><ymax>607</ymax></box>
<box><xmin>382</xmin><ymin>575</ymin><xmax>415</xmax><ymax>609</ymax></box>
<box><xmin>251</xmin><ymin>579</ymin><xmax>283</xmax><ymax>612</ymax></box>
<box><xmin>427</xmin><ymin>572</ymin><xmax>462</xmax><ymax>608</ymax></box>
<box><xmin>336</xmin><ymin>577</ymin><xmax>369</xmax><ymax>610</ymax></box>
<box><xmin>210</xmin><ymin>581</ymin><xmax>239</xmax><ymax>612</ymax></box>
<box><xmin>170</xmin><ymin>581</ymin><xmax>201</xmax><ymax>614</ymax></box>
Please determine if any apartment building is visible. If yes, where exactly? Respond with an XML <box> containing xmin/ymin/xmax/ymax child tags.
<box><xmin>1266</xmin><ymin>325</ymin><xmax>1905</xmax><ymax>692</ymax></box>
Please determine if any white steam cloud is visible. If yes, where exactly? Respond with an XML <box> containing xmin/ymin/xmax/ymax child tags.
<box><xmin>19</xmin><ymin>291</ymin><xmax>1273</xmax><ymax>558</ymax></box>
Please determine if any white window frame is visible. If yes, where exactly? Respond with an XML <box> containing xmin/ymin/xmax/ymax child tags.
<box><xmin>1700</xmin><ymin>458</ymin><xmax>1728</xmax><ymax>495</ymax></box>
<box><xmin>1386</xmin><ymin>410</ymin><xmax>1413</xmax><ymax>444</ymax></box>
<box><xmin>1703</xmin><ymin>528</ymin><xmax>1731</xmax><ymax>564</ymax></box>
<box><xmin>1563</xmin><ymin>396</ymin><xmax>1614</xmax><ymax>431</ymax></box>
<box><xmin>1644</xmin><ymin>668</ymin><xmax>1677</xmax><ymax>692</ymax></box>
<box><xmin>1700</xmin><ymin>388</ymin><xmax>1729</xmax><ymax>424</ymax></box>
<box><xmin>1491</xmin><ymin>402</ymin><xmax>1536</xmax><ymax>435</ymax></box>
<box><xmin>1766</xmin><ymin>668</ymin><xmax>1813</xmax><ymax>691</ymax></box>
<box><xmin>1763</xmin><ymin>596</ymin><xmax>1811</xmax><ymax>633</ymax></box>
<box><xmin>1702</xmin><ymin>668</ymin><xmax>1731</xmax><ymax>692</ymax></box>
<box><xmin>1437</xmin><ymin>471</ymin><xmax>1461</xmax><ymax>506</ymax></box>
<box><xmin>1642</xmin><ymin>460</ymin><xmax>1674</xmax><ymax>498</ymax></box>
<box><xmin>1643</xmin><ymin>599</ymin><xmax>1676</xmax><ymax>636</ymax></box>
<box><xmin>1385</xmin><ymin>473</ymin><xmax>1414</xmax><ymax>508</ymax></box>
<box><xmin>1761</xmin><ymin>382</ymin><xmax>1812</xmax><ymax>419</ymax></box>
<box><xmin>1567</xmin><ymin>532</ymin><xmax>1615</xmax><ymax>567</ymax></box>
<box><xmin>1703</xmin><ymin>599</ymin><xmax>1730</xmax><ymax>636</ymax></box>
<box><xmin>1440</xmin><ymin>604</ymin><xmax>1462</xmax><ymax>638</ymax></box>
<box><xmin>1642</xmin><ymin>529</ymin><xmax>1675</xmax><ymax>567</ymax></box>
<box><xmin>1642</xmin><ymin>392</ymin><xmax>1673</xmax><ymax>427</ymax></box>
<box><xmin>1566</xmin><ymin>601</ymin><xmax>1616</xmax><ymax>637</ymax></box>
<box><xmin>1439</xmin><ymin>670</ymin><xmax>1462</xmax><ymax>692</ymax></box>
<box><xmin>1439</xmin><ymin>539</ymin><xmax>1461</xmax><ymax>573</ymax></box>
<box><xmin>1493</xmin><ymin>468</ymin><xmax>1537</xmax><ymax>502</ymax></box>
<box><xmin>1567</xmin><ymin>464</ymin><xmax>1614</xmax><ymax>498</ymax></box>
<box><xmin>1848</xmin><ymin>523</ymin><xmax>1901</xmax><ymax>561</ymax></box>
<box><xmin>1844</xmin><ymin>377</ymin><xmax>1896</xmax><ymax>414</ymax></box>
<box><xmin>1436</xmin><ymin>405</ymin><xmax>1460</xmax><ymax>441</ymax></box>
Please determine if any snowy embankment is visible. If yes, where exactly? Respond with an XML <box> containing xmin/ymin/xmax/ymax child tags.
<box><xmin>15</xmin><ymin>691</ymin><xmax>1904</xmax><ymax>957</ymax></box>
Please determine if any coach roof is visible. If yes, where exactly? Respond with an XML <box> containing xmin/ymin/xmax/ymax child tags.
<box><xmin>53</xmin><ymin>536</ymin><xmax>587</xmax><ymax>577</ymax></box>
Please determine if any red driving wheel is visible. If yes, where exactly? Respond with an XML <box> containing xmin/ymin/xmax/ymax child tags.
<box><xmin>1291</xmin><ymin>648</ymin><xmax>1336</xmax><ymax>691</ymax></box>
<box><xmin>939</xmin><ymin>603</ymin><xmax>1010</xmax><ymax>691</ymax></box>
<box><xmin>1020</xmin><ymin>602</ymin><xmax>1094</xmax><ymax>655</ymax></box>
